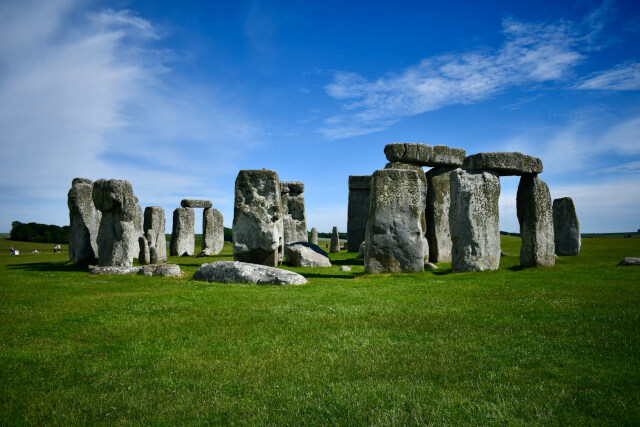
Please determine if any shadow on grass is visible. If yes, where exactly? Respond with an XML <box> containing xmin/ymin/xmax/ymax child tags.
<box><xmin>331</xmin><ymin>258</ymin><xmax>364</xmax><ymax>266</ymax></box>
<box><xmin>302</xmin><ymin>273</ymin><xmax>355</xmax><ymax>280</ymax></box>
<box><xmin>507</xmin><ymin>265</ymin><xmax>524</xmax><ymax>271</ymax></box>
<box><xmin>7</xmin><ymin>261</ymin><xmax>90</xmax><ymax>273</ymax></box>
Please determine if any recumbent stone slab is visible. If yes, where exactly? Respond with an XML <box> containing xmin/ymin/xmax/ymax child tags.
<box><xmin>462</xmin><ymin>152</ymin><xmax>543</xmax><ymax>176</ymax></box>
<box><xmin>517</xmin><ymin>175</ymin><xmax>555</xmax><ymax>267</ymax></box>
<box><xmin>68</xmin><ymin>178</ymin><xmax>101</xmax><ymax>265</ymax></box>
<box><xmin>284</xmin><ymin>242</ymin><xmax>331</xmax><ymax>267</ymax></box>
<box><xmin>280</xmin><ymin>181</ymin><xmax>308</xmax><ymax>245</ymax></box>
<box><xmin>347</xmin><ymin>175</ymin><xmax>371</xmax><ymax>252</ymax></box>
<box><xmin>193</xmin><ymin>261</ymin><xmax>307</xmax><ymax>285</ymax></box>
<box><xmin>170</xmin><ymin>207</ymin><xmax>195</xmax><ymax>256</ymax></box>
<box><xmin>384</xmin><ymin>143</ymin><xmax>466</xmax><ymax>167</ymax></box>
<box><xmin>553</xmin><ymin>197</ymin><xmax>581</xmax><ymax>256</ymax></box>
<box><xmin>180</xmin><ymin>199</ymin><xmax>212</xmax><ymax>208</ymax></box>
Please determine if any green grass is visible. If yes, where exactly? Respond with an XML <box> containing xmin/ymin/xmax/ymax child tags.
<box><xmin>1</xmin><ymin>236</ymin><xmax>639</xmax><ymax>424</ymax></box>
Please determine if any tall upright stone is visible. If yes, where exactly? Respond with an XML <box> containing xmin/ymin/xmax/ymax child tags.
<box><xmin>330</xmin><ymin>226</ymin><xmax>341</xmax><ymax>253</ymax></box>
<box><xmin>92</xmin><ymin>179</ymin><xmax>140</xmax><ymax>267</ymax></box>
<box><xmin>310</xmin><ymin>227</ymin><xmax>318</xmax><ymax>245</ymax></box>
<box><xmin>67</xmin><ymin>178</ymin><xmax>101</xmax><ymax>265</ymax></box>
<box><xmin>138</xmin><ymin>236</ymin><xmax>150</xmax><ymax>265</ymax></box>
<box><xmin>202</xmin><ymin>207</ymin><xmax>224</xmax><ymax>256</ymax></box>
<box><xmin>170</xmin><ymin>207</ymin><xmax>195</xmax><ymax>256</ymax></box>
<box><xmin>130</xmin><ymin>202</ymin><xmax>144</xmax><ymax>259</ymax></box>
<box><xmin>517</xmin><ymin>175</ymin><xmax>555</xmax><ymax>267</ymax></box>
<box><xmin>143</xmin><ymin>206</ymin><xmax>167</xmax><ymax>262</ymax></box>
<box><xmin>232</xmin><ymin>169</ymin><xmax>284</xmax><ymax>266</ymax></box>
<box><xmin>347</xmin><ymin>175</ymin><xmax>371</xmax><ymax>252</ymax></box>
<box><xmin>425</xmin><ymin>167</ymin><xmax>455</xmax><ymax>263</ymax></box>
<box><xmin>364</xmin><ymin>168</ymin><xmax>424</xmax><ymax>273</ymax></box>
<box><xmin>553</xmin><ymin>197</ymin><xmax>581</xmax><ymax>256</ymax></box>
<box><xmin>449</xmin><ymin>169</ymin><xmax>501</xmax><ymax>272</ymax></box>
<box><xmin>280</xmin><ymin>181</ymin><xmax>308</xmax><ymax>244</ymax></box>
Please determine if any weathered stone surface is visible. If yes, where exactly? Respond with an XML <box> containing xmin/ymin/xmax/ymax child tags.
<box><xmin>618</xmin><ymin>257</ymin><xmax>640</xmax><ymax>266</ymax></box>
<box><xmin>170</xmin><ymin>207</ymin><xmax>195</xmax><ymax>256</ymax></box>
<box><xmin>517</xmin><ymin>175</ymin><xmax>555</xmax><ymax>267</ymax></box>
<box><xmin>68</xmin><ymin>178</ymin><xmax>101</xmax><ymax>265</ymax></box>
<box><xmin>201</xmin><ymin>208</ymin><xmax>224</xmax><ymax>256</ymax></box>
<box><xmin>130</xmin><ymin>203</ymin><xmax>144</xmax><ymax>260</ymax></box>
<box><xmin>463</xmin><ymin>152</ymin><xmax>543</xmax><ymax>176</ymax></box>
<box><xmin>92</xmin><ymin>179</ymin><xmax>140</xmax><ymax>267</ymax></box>
<box><xmin>310</xmin><ymin>227</ymin><xmax>318</xmax><ymax>245</ymax></box>
<box><xmin>358</xmin><ymin>241</ymin><xmax>366</xmax><ymax>258</ymax></box>
<box><xmin>144</xmin><ymin>207</ymin><xmax>166</xmax><ymax>262</ymax></box>
<box><xmin>553</xmin><ymin>197</ymin><xmax>581</xmax><ymax>256</ymax></box>
<box><xmin>180</xmin><ymin>199</ymin><xmax>212</xmax><ymax>208</ymax></box>
<box><xmin>426</xmin><ymin>167</ymin><xmax>455</xmax><ymax>263</ymax></box>
<box><xmin>149</xmin><ymin>246</ymin><xmax>158</xmax><ymax>264</ymax></box>
<box><xmin>339</xmin><ymin>265</ymin><xmax>351</xmax><ymax>272</ymax></box>
<box><xmin>91</xmin><ymin>266</ymin><xmax>140</xmax><ymax>275</ymax></box>
<box><xmin>347</xmin><ymin>175</ymin><xmax>371</xmax><ymax>251</ymax></box>
<box><xmin>449</xmin><ymin>169</ymin><xmax>501</xmax><ymax>272</ymax></box>
<box><xmin>384</xmin><ymin>143</ymin><xmax>466</xmax><ymax>167</ymax></box>
<box><xmin>232</xmin><ymin>169</ymin><xmax>284</xmax><ymax>266</ymax></box>
<box><xmin>193</xmin><ymin>261</ymin><xmax>307</xmax><ymax>285</ymax></box>
<box><xmin>330</xmin><ymin>226</ymin><xmax>341</xmax><ymax>253</ymax></box>
<box><xmin>139</xmin><ymin>264</ymin><xmax>181</xmax><ymax>277</ymax></box>
<box><xmin>284</xmin><ymin>242</ymin><xmax>331</xmax><ymax>267</ymax></box>
<box><xmin>365</xmin><ymin>169</ymin><xmax>425</xmax><ymax>273</ymax></box>
<box><xmin>280</xmin><ymin>181</ymin><xmax>308</xmax><ymax>245</ymax></box>
<box><xmin>138</xmin><ymin>236</ymin><xmax>150</xmax><ymax>265</ymax></box>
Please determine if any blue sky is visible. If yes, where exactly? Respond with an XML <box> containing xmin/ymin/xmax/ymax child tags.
<box><xmin>1</xmin><ymin>0</ymin><xmax>639</xmax><ymax>233</ymax></box>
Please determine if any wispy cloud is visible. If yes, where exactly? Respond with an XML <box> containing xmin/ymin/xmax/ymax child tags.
<box><xmin>590</xmin><ymin>160</ymin><xmax>640</xmax><ymax>175</ymax></box>
<box><xmin>575</xmin><ymin>61</ymin><xmax>640</xmax><ymax>90</ymax></box>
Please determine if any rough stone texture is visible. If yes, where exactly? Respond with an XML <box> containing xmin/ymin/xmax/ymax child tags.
<box><xmin>517</xmin><ymin>175</ymin><xmax>555</xmax><ymax>267</ymax></box>
<box><xmin>449</xmin><ymin>169</ymin><xmax>501</xmax><ymax>272</ymax></box>
<box><xmin>347</xmin><ymin>175</ymin><xmax>371</xmax><ymax>252</ymax></box>
<box><xmin>462</xmin><ymin>152</ymin><xmax>543</xmax><ymax>176</ymax></box>
<box><xmin>201</xmin><ymin>208</ymin><xmax>224</xmax><ymax>256</ymax></box>
<box><xmin>180</xmin><ymin>199</ymin><xmax>212</xmax><ymax>208</ymax></box>
<box><xmin>149</xmin><ymin>246</ymin><xmax>158</xmax><ymax>264</ymax></box>
<box><xmin>284</xmin><ymin>242</ymin><xmax>331</xmax><ymax>267</ymax></box>
<box><xmin>358</xmin><ymin>241</ymin><xmax>366</xmax><ymax>258</ymax></box>
<box><xmin>425</xmin><ymin>167</ymin><xmax>455</xmax><ymax>262</ymax></box>
<box><xmin>143</xmin><ymin>207</ymin><xmax>167</xmax><ymax>262</ymax></box>
<box><xmin>91</xmin><ymin>266</ymin><xmax>141</xmax><ymax>275</ymax></box>
<box><xmin>280</xmin><ymin>181</ymin><xmax>308</xmax><ymax>245</ymax></box>
<box><xmin>364</xmin><ymin>169</ymin><xmax>425</xmax><ymax>273</ymax></box>
<box><xmin>138</xmin><ymin>236</ymin><xmax>150</xmax><ymax>265</ymax></box>
<box><xmin>92</xmin><ymin>179</ymin><xmax>139</xmax><ymax>267</ymax></box>
<box><xmin>139</xmin><ymin>264</ymin><xmax>181</xmax><ymax>277</ymax></box>
<box><xmin>553</xmin><ymin>197</ymin><xmax>581</xmax><ymax>256</ymax></box>
<box><xmin>310</xmin><ymin>228</ymin><xmax>318</xmax><ymax>245</ymax></box>
<box><xmin>384</xmin><ymin>143</ymin><xmax>466</xmax><ymax>167</ymax></box>
<box><xmin>618</xmin><ymin>257</ymin><xmax>640</xmax><ymax>266</ymax></box>
<box><xmin>130</xmin><ymin>203</ymin><xmax>144</xmax><ymax>260</ymax></box>
<box><xmin>232</xmin><ymin>169</ymin><xmax>284</xmax><ymax>266</ymax></box>
<box><xmin>170</xmin><ymin>208</ymin><xmax>195</xmax><ymax>256</ymax></box>
<box><xmin>68</xmin><ymin>178</ymin><xmax>101</xmax><ymax>265</ymax></box>
<box><xmin>330</xmin><ymin>226</ymin><xmax>341</xmax><ymax>253</ymax></box>
<box><xmin>339</xmin><ymin>265</ymin><xmax>351</xmax><ymax>272</ymax></box>
<box><xmin>193</xmin><ymin>261</ymin><xmax>307</xmax><ymax>285</ymax></box>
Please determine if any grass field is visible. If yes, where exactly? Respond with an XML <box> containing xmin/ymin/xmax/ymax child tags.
<box><xmin>1</xmin><ymin>236</ymin><xmax>639</xmax><ymax>424</ymax></box>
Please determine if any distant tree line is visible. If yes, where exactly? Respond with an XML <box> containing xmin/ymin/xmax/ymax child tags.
<box><xmin>10</xmin><ymin>221</ymin><xmax>70</xmax><ymax>244</ymax></box>
<box><xmin>315</xmin><ymin>231</ymin><xmax>348</xmax><ymax>239</ymax></box>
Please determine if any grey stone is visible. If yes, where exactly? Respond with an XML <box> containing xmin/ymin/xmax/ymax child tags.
<box><xmin>384</xmin><ymin>143</ymin><xmax>466</xmax><ymax>167</ymax></box>
<box><xmin>170</xmin><ymin>207</ymin><xmax>195</xmax><ymax>256</ymax></box>
<box><xmin>347</xmin><ymin>175</ymin><xmax>371</xmax><ymax>251</ymax></box>
<box><xmin>280</xmin><ymin>181</ymin><xmax>308</xmax><ymax>245</ymax></box>
<box><xmin>284</xmin><ymin>242</ymin><xmax>332</xmax><ymax>267</ymax></box>
<box><xmin>310</xmin><ymin>227</ymin><xmax>318</xmax><ymax>245</ymax></box>
<box><xmin>339</xmin><ymin>265</ymin><xmax>351</xmax><ymax>271</ymax></box>
<box><xmin>463</xmin><ymin>152</ymin><xmax>543</xmax><ymax>176</ymax></box>
<box><xmin>232</xmin><ymin>169</ymin><xmax>284</xmax><ymax>266</ymax></box>
<box><xmin>149</xmin><ymin>246</ymin><xmax>158</xmax><ymax>264</ymax></box>
<box><xmin>330</xmin><ymin>226</ymin><xmax>341</xmax><ymax>253</ymax></box>
<box><xmin>426</xmin><ymin>167</ymin><xmax>455</xmax><ymax>263</ymax></box>
<box><xmin>193</xmin><ymin>261</ymin><xmax>307</xmax><ymax>285</ymax></box>
<box><xmin>139</xmin><ymin>264</ymin><xmax>181</xmax><ymax>277</ymax></box>
<box><xmin>138</xmin><ymin>236</ymin><xmax>150</xmax><ymax>265</ymax></box>
<box><xmin>68</xmin><ymin>178</ymin><xmax>101</xmax><ymax>265</ymax></box>
<box><xmin>358</xmin><ymin>241</ymin><xmax>366</xmax><ymax>258</ymax></box>
<box><xmin>449</xmin><ymin>169</ymin><xmax>501</xmax><ymax>272</ymax></box>
<box><xmin>618</xmin><ymin>257</ymin><xmax>640</xmax><ymax>266</ymax></box>
<box><xmin>144</xmin><ymin>207</ymin><xmax>167</xmax><ymax>262</ymax></box>
<box><xmin>130</xmin><ymin>202</ymin><xmax>144</xmax><ymax>260</ymax></box>
<box><xmin>425</xmin><ymin>262</ymin><xmax>438</xmax><ymax>270</ymax></box>
<box><xmin>365</xmin><ymin>168</ymin><xmax>425</xmax><ymax>273</ymax></box>
<box><xmin>517</xmin><ymin>175</ymin><xmax>555</xmax><ymax>267</ymax></box>
<box><xmin>92</xmin><ymin>179</ymin><xmax>140</xmax><ymax>267</ymax></box>
<box><xmin>180</xmin><ymin>199</ymin><xmax>212</xmax><ymax>208</ymax></box>
<box><xmin>201</xmin><ymin>208</ymin><xmax>224</xmax><ymax>256</ymax></box>
<box><xmin>91</xmin><ymin>266</ymin><xmax>141</xmax><ymax>275</ymax></box>
<box><xmin>553</xmin><ymin>197</ymin><xmax>581</xmax><ymax>256</ymax></box>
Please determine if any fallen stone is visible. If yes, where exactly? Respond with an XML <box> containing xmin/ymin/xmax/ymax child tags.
<box><xmin>462</xmin><ymin>152</ymin><xmax>543</xmax><ymax>176</ymax></box>
<box><xmin>426</xmin><ymin>167</ymin><xmax>455</xmax><ymax>263</ymax></box>
<box><xmin>339</xmin><ymin>265</ymin><xmax>351</xmax><ymax>272</ymax></box>
<box><xmin>68</xmin><ymin>178</ymin><xmax>101</xmax><ymax>265</ymax></box>
<box><xmin>284</xmin><ymin>242</ymin><xmax>331</xmax><ymax>267</ymax></box>
<box><xmin>281</xmin><ymin>181</ymin><xmax>308</xmax><ymax>245</ymax></box>
<box><xmin>330</xmin><ymin>226</ymin><xmax>341</xmax><ymax>253</ymax></box>
<box><xmin>91</xmin><ymin>266</ymin><xmax>141</xmax><ymax>275</ymax></box>
<box><xmin>139</xmin><ymin>264</ymin><xmax>181</xmax><ymax>277</ymax></box>
<box><xmin>138</xmin><ymin>236</ymin><xmax>150</xmax><ymax>265</ymax></box>
<box><xmin>170</xmin><ymin>207</ymin><xmax>195</xmax><ymax>256</ymax></box>
<box><xmin>180</xmin><ymin>199</ymin><xmax>212</xmax><ymax>208</ymax></box>
<box><xmin>618</xmin><ymin>257</ymin><xmax>640</xmax><ymax>266</ymax></box>
<box><xmin>193</xmin><ymin>261</ymin><xmax>307</xmax><ymax>285</ymax></box>
<box><xmin>347</xmin><ymin>175</ymin><xmax>371</xmax><ymax>252</ymax></box>
<box><xmin>202</xmin><ymin>208</ymin><xmax>224</xmax><ymax>256</ymax></box>
<box><xmin>144</xmin><ymin>207</ymin><xmax>167</xmax><ymax>262</ymax></box>
<box><xmin>553</xmin><ymin>197</ymin><xmax>581</xmax><ymax>256</ymax></box>
<box><xmin>425</xmin><ymin>262</ymin><xmax>438</xmax><ymax>270</ymax></box>
<box><xmin>517</xmin><ymin>175</ymin><xmax>555</xmax><ymax>267</ymax></box>
<box><xmin>310</xmin><ymin>227</ymin><xmax>318</xmax><ymax>245</ymax></box>
<box><xmin>384</xmin><ymin>143</ymin><xmax>465</xmax><ymax>167</ymax></box>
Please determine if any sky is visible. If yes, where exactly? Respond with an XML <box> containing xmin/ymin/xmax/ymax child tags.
<box><xmin>1</xmin><ymin>0</ymin><xmax>639</xmax><ymax>234</ymax></box>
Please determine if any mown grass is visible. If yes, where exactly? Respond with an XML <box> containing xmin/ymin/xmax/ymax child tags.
<box><xmin>0</xmin><ymin>236</ymin><xmax>639</xmax><ymax>424</ymax></box>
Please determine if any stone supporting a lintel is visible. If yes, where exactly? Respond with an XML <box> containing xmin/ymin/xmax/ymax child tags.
<box><xmin>425</xmin><ymin>167</ymin><xmax>456</xmax><ymax>263</ymax></box>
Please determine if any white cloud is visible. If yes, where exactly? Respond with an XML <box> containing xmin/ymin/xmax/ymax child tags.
<box><xmin>590</xmin><ymin>160</ymin><xmax>640</xmax><ymax>175</ymax></box>
<box><xmin>575</xmin><ymin>62</ymin><xmax>640</xmax><ymax>90</ymax></box>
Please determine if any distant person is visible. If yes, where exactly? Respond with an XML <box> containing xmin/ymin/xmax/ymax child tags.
<box><xmin>9</xmin><ymin>245</ymin><xmax>14</xmax><ymax>255</ymax></box>
<box><xmin>32</xmin><ymin>249</ymin><xmax>39</xmax><ymax>254</ymax></box>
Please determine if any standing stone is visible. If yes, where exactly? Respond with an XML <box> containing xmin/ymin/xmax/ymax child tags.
<box><xmin>149</xmin><ymin>246</ymin><xmax>158</xmax><ymax>264</ymax></box>
<box><xmin>138</xmin><ymin>236</ymin><xmax>150</xmax><ymax>265</ymax></box>
<box><xmin>92</xmin><ymin>179</ymin><xmax>140</xmax><ymax>267</ymax></box>
<box><xmin>232</xmin><ymin>169</ymin><xmax>284</xmax><ymax>266</ymax></box>
<box><xmin>67</xmin><ymin>178</ymin><xmax>101</xmax><ymax>265</ymax></box>
<box><xmin>143</xmin><ymin>207</ymin><xmax>166</xmax><ymax>262</ymax></box>
<box><xmin>170</xmin><ymin>207</ymin><xmax>195</xmax><ymax>256</ymax></box>
<box><xmin>310</xmin><ymin>227</ymin><xmax>318</xmax><ymax>245</ymax></box>
<box><xmin>330</xmin><ymin>226</ymin><xmax>340</xmax><ymax>253</ymax></box>
<box><xmin>517</xmin><ymin>175</ymin><xmax>555</xmax><ymax>267</ymax></box>
<box><xmin>425</xmin><ymin>167</ymin><xmax>455</xmax><ymax>263</ymax></box>
<box><xmin>364</xmin><ymin>169</ymin><xmax>425</xmax><ymax>273</ymax></box>
<box><xmin>347</xmin><ymin>175</ymin><xmax>371</xmax><ymax>252</ymax></box>
<box><xmin>130</xmin><ymin>202</ymin><xmax>144</xmax><ymax>259</ymax></box>
<box><xmin>553</xmin><ymin>197</ymin><xmax>581</xmax><ymax>256</ymax></box>
<box><xmin>449</xmin><ymin>169</ymin><xmax>501</xmax><ymax>272</ymax></box>
<box><xmin>201</xmin><ymin>208</ymin><xmax>224</xmax><ymax>256</ymax></box>
<box><xmin>280</xmin><ymin>181</ymin><xmax>308</xmax><ymax>244</ymax></box>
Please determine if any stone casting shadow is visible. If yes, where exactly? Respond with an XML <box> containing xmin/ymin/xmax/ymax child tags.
<box><xmin>7</xmin><ymin>261</ymin><xmax>90</xmax><ymax>273</ymax></box>
<box><xmin>330</xmin><ymin>258</ymin><xmax>364</xmax><ymax>266</ymax></box>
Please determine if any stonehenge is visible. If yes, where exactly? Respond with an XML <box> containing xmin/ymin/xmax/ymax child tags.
<box><xmin>553</xmin><ymin>197</ymin><xmax>581</xmax><ymax>256</ymax></box>
<box><xmin>517</xmin><ymin>175</ymin><xmax>555</xmax><ymax>267</ymax></box>
<box><xmin>280</xmin><ymin>181</ymin><xmax>308</xmax><ymax>244</ymax></box>
<box><xmin>347</xmin><ymin>175</ymin><xmax>370</xmax><ymax>252</ymax></box>
<box><xmin>170</xmin><ymin>207</ymin><xmax>195</xmax><ymax>256</ymax></box>
<box><xmin>425</xmin><ymin>168</ymin><xmax>455</xmax><ymax>262</ymax></box>
<box><xmin>68</xmin><ymin>178</ymin><xmax>101</xmax><ymax>265</ymax></box>
<box><xmin>143</xmin><ymin>206</ymin><xmax>166</xmax><ymax>262</ymax></box>
<box><xmin>201</xmin><ymin>207</ymin><xmax>224</xmax><ymax>256</ymax></box>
